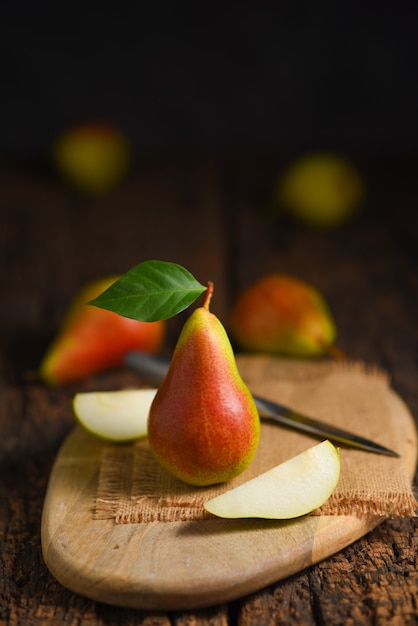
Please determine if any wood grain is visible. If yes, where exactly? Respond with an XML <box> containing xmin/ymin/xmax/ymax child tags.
<box><xmin>2</xmin><ymin>155</ymin><xmax>418</xmax><ymax>624</ymax></box>
<box><xmin>41</xmin><ymin>382</ymin><xmax>417</xmax><ymax>611</ymax></box>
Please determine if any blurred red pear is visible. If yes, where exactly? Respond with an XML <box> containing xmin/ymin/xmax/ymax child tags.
<box><xmin>229</xmin><ymin>274</ymin><xmax>337</xmax><ymax>357</ymax></box>
<box><xmin>39</xmin><ymin>275</ymin><xmax>166</xmax><ymax>385</ymax></box>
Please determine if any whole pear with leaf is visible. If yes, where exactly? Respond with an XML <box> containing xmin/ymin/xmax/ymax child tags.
<box><xmin>89</xmin><ymin>261</ymin><xmax>260</xmax><ymax>486</ymax></box>
<box><xmin>148</xmin><ymin>282</ymin><xmax>260</xmax><ymax>486</ymax></box>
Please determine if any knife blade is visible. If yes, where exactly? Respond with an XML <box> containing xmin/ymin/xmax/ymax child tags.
<box><xmin>124</xmin><ymin>351</ymin><xmax>399</xmax><ymax>458</ymax></box>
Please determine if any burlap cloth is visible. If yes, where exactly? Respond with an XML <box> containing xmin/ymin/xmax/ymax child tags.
<box><xmin>94</xmin><ymin>356</ymin><xmax>417</xmax><ymax>523</ymax></box>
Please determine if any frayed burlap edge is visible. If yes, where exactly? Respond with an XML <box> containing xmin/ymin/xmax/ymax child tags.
<box><xmin>94</xmin><ymin>439</ymin><xmax>417</xmax><ymax>523</ymax></box>
<box><xmin>94</xmin><ymin>357</ymin><xmax>418</xmax><ymax>523</ymax></box>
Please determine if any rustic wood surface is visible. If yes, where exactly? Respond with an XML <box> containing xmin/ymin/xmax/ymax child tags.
<box><xmin>1</xmin><ymin>153</ymin><xmax>417</xmax><ymax>624</ymax></box>
<box><xmin>40</xmin><ymin>381</ymin><xmax>416</xmax><ymax>612</ymax></box>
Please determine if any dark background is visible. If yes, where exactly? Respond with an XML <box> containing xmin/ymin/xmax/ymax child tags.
<box><xmin>1</xmin><ymin>2</ymin><xmax>418</xmax><ymax>161</ymax></box>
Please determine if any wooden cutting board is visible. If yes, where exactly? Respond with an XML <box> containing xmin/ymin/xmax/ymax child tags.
<box><xmin>41</xmin><ymin>386</ymin><xmax>417</xmax><ymax>611</ymax></box>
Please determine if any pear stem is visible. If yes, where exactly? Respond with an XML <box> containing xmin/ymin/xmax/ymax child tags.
<box><xmin>326</xmin><ymin>344</ymin><xmax>346</xmax><ymax>360</ymax></box>
<box><xmin>203</xmin><ymin>281</ymin><xmax>214</xmax><ymax>310</ymax></box>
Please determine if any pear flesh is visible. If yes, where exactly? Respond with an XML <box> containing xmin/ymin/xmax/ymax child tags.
<box><xmin>204</xmin><ymin>440</ymin><xmax>340</xmax><ymax>519</ymax></box>
<box><xmin>73</xmin><ymin>388</ymin><xmax>157</xmax><ymax>441</ymax></box>
<box><xmin>148</xmin><ymin>284</ymin><xmax>260</xmax><ymax>487</ymax></box>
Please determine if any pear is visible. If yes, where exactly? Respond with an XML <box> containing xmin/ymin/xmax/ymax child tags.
<box><xmin>204</xmin><ymin>440</ymin><xmax>340</xmax><ymax>519</ymax></box>
<box><xmin>73</xmin><ymin>388</ymin><xmax>157</xmax><ymax>442</ymax></box>
<box><xmin>39</xmin><ymin>276</ymin><xmax>166</xmax><ymax>386</ymax></box>
<box><xmin>53</xmin><ymin>122</ymin><xmax>130</xmax><ymax>195</ymax></box>
<box><xmin>148</xmin><ymin>283</ymin><xmax>260</xmax><ymax>487</ymax></box>
<box><xmin>276</xmin><ymin>153</ymin><xmax>364</xmax><ymax>229</ymax></box>
<box><xmin>229</xmin><ymin>274</ymin><xmax>337</xmax><ymax>357</ymax></box>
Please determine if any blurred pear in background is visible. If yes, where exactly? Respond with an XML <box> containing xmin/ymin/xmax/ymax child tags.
<box><xmin>275</xmin><ymin>153</ymin><xmax>365</xmax><ymax>229</ymax></box>
<box><xmin>52</xmin><ymin>122</ymin><xmax>131</xmax><ymax>195</ymax></box>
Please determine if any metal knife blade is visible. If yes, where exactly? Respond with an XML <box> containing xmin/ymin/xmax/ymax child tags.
<box><xmin>124</xmin><ymin>351</ymin><xmax>399</xmax><ymax>458</ymax></box>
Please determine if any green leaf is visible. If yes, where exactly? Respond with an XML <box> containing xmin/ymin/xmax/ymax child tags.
<box><xmin>88</xmin><ymin>260</ymin><xmax>207</xmax><ymax>322</ymax></box>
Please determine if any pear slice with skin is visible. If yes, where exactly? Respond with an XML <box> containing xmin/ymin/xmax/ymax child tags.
<box><xmin>73</xmin><ymin>388</ymin><xmax>157</xmax><ymax>442</ymax></box>
<box><xmin>204</xmin><ymin>440</ymin><xmax>340</xmax><ymax>519</ymax></box>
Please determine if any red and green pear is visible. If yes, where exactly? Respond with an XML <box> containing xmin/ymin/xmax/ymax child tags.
<box><xmin>39</xmin><ymin>276</ymin><xmax>166</xmax><ymax>386</ymax></box>
<box><xmin>148</xmin><ymin>283</ymin><xmax>260</xmax><ymax>486</ymax></box>
<box><xmin>229</xmin><ymin>274</ymin><xmax>337</xmax><ymax>357</ymax></box>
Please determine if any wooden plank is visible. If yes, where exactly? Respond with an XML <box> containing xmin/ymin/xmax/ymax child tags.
<box><xmin>0</xmin><ymin>158</ymin><xmax>228</xmax><ymax>355</ymax></box>
<box><xmin>2</xmin><ymin>155</ymin><xmax>418</xmax><ymax>624</ymax></box>
<box><xmin>237</xmin><ymin>516</ymin><xmax>418</xmax><ymax>625</ymax></box>
<box><xmin>40</xmin><ymin>359</ymin><xmax>417</xmax><ymax>611</ymax></box>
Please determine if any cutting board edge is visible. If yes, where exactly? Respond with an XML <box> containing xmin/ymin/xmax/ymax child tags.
<box><xmin>41</xmin><ymin>511</ymin><xmax>384</xmax><ymax>611</ymax></box>
<box><xmin>40</xmin><ymin>377</ymin><xmax>418</xmax><ymax>612</ymax></box>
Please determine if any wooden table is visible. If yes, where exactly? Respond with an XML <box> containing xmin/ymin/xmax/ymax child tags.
<box><xmin>1</xmin><ymin>152</ymin><xmax>417</xmax><ymax>624</ymax></box>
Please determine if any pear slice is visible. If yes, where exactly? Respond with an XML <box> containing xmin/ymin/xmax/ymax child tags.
<box><xmin>72</xmin><ymin>388</ymin><xmax>158</xmax><ymax>442</ymax></box>
<box><xmin>204</xmin><ymin>440</ymin><xmax>340</xmax><ymax>519</ymax></box>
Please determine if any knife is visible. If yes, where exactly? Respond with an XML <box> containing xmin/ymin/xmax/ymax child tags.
<box><xmin>124</xmin><ymin>351</ymin><xmax>399</xmax><ymax>458</ymax></box>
